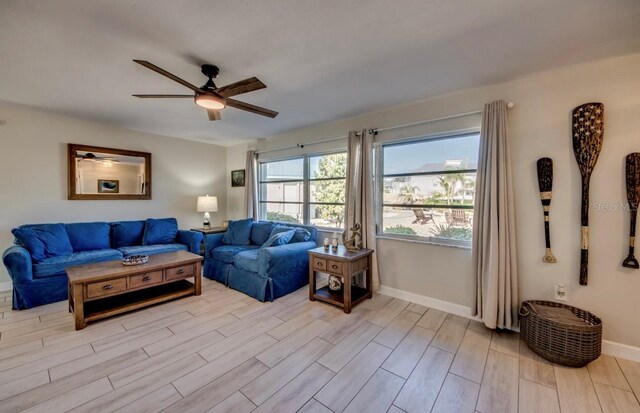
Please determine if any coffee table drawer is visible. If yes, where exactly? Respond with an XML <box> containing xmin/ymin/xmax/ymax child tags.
<box><xmin>86</xmin><ymin>278</ymin><xmax>127</xmax><ymax>299</ymax></box>
<box><xmin>165</xmin><ymin>264</ymin><xmax>195</xmax><ymax>281</ymax></box>
<box><xmin>129</xmin><ymin>270</ymin><xmax>163</xmax><ymax>289</ymax></box>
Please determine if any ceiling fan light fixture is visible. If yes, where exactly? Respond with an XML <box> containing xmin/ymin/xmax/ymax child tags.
<box><xmin>83</xmin><ymin>153</ymin><xmax>97</xmax><ymax>162</ymax></box>
<box><xmin>194</xmin><ymin>93</ymin><xmax>226</xmax><ymax>110</ymax></box>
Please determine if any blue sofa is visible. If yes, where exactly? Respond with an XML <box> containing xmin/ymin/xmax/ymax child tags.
<box><xmin>2</xmin><ymin>218</ymin><xmax>202</xmax><ymax>310</ymax></box>
<box><xmin>204</xmin><ymin>219</ymin><xmax>318</xmax><ymax>302</ymax></box>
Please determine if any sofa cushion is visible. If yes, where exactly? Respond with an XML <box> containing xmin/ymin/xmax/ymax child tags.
<box><xmin>65</xmin><ymin>222</ymin><xmax>111</xmax><ymax>252</ymax></box>
<box><xmin>222</xmin><ymin>219</ymin><xmax>254</xmax><ymax>245</ymax></box>
<box><xmin>118</xmin><ymin>243</ymin><xmax>187</xmax><ymax>257</ymax></box>
<box><xmin>111</xmin><ymin>220</ymin><xmax>146</xmax><ymax>248</ymax></box>
<box><xmin>32</xmin><ymin>249</ymin><xmax>123</xmax><ymax>279</ymax></box>
<box><xmin>274</xmin><ymin>226</ymin><xmax>312</xmax><ymax>243</ymax></box>
<box><xmin>233</xmin><ymin>249</ymin><xmax>260</xmax><ymax>273</ymax></box>
<box><xmin>262</xmin><ymin>228</ymin><xmax>296</xmax><ymax>248</ymax></box>
<box><xmin>250</xmin><ymin>221</ymin><xmax>276</xmax><ymax>246</ymax></box>
<box><xmin>143</xmin><ymin>218</ymin><xmax>178</xmax><ymax>245</ymax></box>
<box><xmin>211</xmin><ymin>245</ymin><xmax>260</xmax><ymax>264</ymax></box>
<box><xmin>12</xmin><ymin>224</ymin><xmax>73</xmax><ymax>261</ymax></box>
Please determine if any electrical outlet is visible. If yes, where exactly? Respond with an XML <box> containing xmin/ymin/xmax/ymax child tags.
<box><xmin>554</xmin><ymin>284</ymin><xmax>568</xmax><ymax>301</ymax></box>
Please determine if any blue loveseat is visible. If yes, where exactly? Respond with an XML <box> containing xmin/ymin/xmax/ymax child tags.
<box><xmin>2</xmin><ymin>218</ymin><xmax>202</xmax><ymax>310</ymax></box>
<box><xmin>204</xmin><ymin>219</ymin><xmax>318</xmax><ymax>301</ymax></box>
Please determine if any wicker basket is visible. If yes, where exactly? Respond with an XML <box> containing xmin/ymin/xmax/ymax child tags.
<box><xmin>519</xmin><ymin>300</ymin><xmax>602</xmax><ymax>367</ymax></box>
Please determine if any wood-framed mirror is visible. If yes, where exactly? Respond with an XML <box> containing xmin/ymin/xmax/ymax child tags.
<box><xmin>68</xmin><ymin>144</ymin><xmax>151</xmax><ymax>200</ymax></box>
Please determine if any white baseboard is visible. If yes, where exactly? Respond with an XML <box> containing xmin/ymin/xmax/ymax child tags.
<box><xmin>378</xmin><ymin>285</ymin><xmax>478</xmax><ymax>320</ymax></box>
<box><xmin>0</xmin><ymin>282</ymin><xmax>12</xmax><ymax>293</ymax></box>
<box><xmin>603</xmin><ymin>340</ymin><xmax>640</xmax><ymax>362</ymax></box>
<box><xmin>379</xmin><ymin>284</ymin><xmax>640</xmax><ymax>362</ymax></box>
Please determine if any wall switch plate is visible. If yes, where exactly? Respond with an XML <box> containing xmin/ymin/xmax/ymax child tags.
<box><xmin>554</xmin><ymin>284</ymin><xmax>568</xmax><ymax>301</ymax></box>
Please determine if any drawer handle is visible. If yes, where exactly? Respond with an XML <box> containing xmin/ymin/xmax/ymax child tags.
<box><xmin>142</xmin><ymin>276</ymin><xmax>151</xmax><ymax>281</ymax></box>
<box><xmin>177</xmin><ymin>269</ymin><xmax>185</xmax><ymax>274</ymax></box>
<box><xmin>331</xmin><ymin>264</ymin><xmax>339</xmax><ymax>269</ymax></box>
<box><xmin>317</xmin><ymin>262</ymin><xmax>324</xmax><ymax>266</ymax></box>
<box><xmin>102</xmin><ymin>284</ymin><xmax>113</xmax><ymax>290</ymax></box>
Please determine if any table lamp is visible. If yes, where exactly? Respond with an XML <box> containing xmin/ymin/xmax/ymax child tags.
<box><xmin>197</xmin><ymin>195</ymin><xmax>218</xmax><ymax>229</ymax></box>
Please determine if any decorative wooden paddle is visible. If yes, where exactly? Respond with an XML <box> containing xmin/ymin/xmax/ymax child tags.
<box><xmin>572</xmin><ymin>102</ymin><xmax>604</xmax><ymax>285</ymax></box>
<box><xmin>623</xmin><ymin>153</ymin><xmax>640</xmax><ymax>269</ymax></box>
<box><xmin>537</xmin><ymin>157</ymin><xmax>556</xmax><ymax>263</ymax></box>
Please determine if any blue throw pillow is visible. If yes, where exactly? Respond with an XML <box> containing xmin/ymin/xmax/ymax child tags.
<box><xmin>269</xmin><ymin>225</ymin><xmax>295</xmax><ymax>236</ymax></box>
<box><xmin>65</xmin><ymin>222</ymin><xmax>111</xmax><ymax>252</ymax></box>
<box><xmin>271</xmin><ymin>226</ymin><xmax>312</xmax><ymax>243</ymax></box>
<box><xmin>111</xmin><ymin>221</ymin><xmax>146</xmax><ymax>248</ymax></box>
<box><xmin>142</xmin><ymin>218</ymin><xmax>178</xmax><ymax>246</ymax></box>
<box><xmin>261</xmin><ymin>229</ymin><xmax>296</xmax><ymax>248</ymax></box>
<box><xmin>222</xmin><ymin>218</ymin><xmax>254</xmax><ymax>245</ymax></box>
<box><xmin>291</xmin><ymin>228</ymin><xmax>312</xmax><ymax>243</ymax></box>
<box><xmin>250</xmin><ymin>221</ymin><xmax>276</xmax><ymax>245</ymax></box>
<box><xmin>12</xmin><ymin>224</ymin><xmax>73</xmax><ymax>261</ymax></box>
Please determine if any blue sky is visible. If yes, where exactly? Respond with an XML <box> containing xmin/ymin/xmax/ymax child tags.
<box><xmin>383</xmin><ymin>133</ymin><xmax>480</xmax><ymax>174</ymax></box>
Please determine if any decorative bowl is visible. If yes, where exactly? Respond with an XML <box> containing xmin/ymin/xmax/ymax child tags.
<box><xmin>122</xmin><ymin>254</ymin><xmax>149</xmax><ymax>266</ymax></box>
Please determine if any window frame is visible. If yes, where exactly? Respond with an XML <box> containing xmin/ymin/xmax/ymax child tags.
<box><xmin>258</xmin><ymin>150</ymin><xmax>347</xmax><ymax>230</ymax></box>
<box><xmin>375</xmin><ymin>129</ymin><xmax>480</xmax><ymax>248</ymax></box>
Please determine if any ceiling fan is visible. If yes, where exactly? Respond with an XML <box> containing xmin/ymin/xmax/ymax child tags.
<box><xmin>75</xmin><ymin>152</ymin><xmax>118</xmax><ymax>163</ymax></box>
<box><xmin>132</xmin><ymin>60</ymin><xmax>278</xmax><ymax>121</ymax></box>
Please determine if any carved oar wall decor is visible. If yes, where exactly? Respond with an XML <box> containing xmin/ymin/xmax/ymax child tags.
<box><xmin>537</xmin><ymin>157</ymin><xmax>556</xmax><ymax>263</ymax></box>
<box><xmin>572</xmin><ymin>102</ymin><xmax>604</xmax><ymax>286</ymax></box>
<box><xmin>623</xmin><ymin>153</ymin><xmax>640</xmax><ymax>269</ymax></box>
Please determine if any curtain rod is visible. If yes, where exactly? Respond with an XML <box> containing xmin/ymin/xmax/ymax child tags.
<box><xmin>255</xmin><ymin>134</ymin><xmax>352</xmax><ymax>155</ymax></box>
<box><xmin>370</xmin><ymin>101</ymin><xmax>514</xmax><ymax>135</ymax></box>
<box><xmin>255</xmin><ymin>102</ymin><xmax>514</xmax><ymax>155</ymax></box>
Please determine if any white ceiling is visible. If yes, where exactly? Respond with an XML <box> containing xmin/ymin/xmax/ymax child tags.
<box><xmin>1</xmin><ymin>0</ymin><xmax>640</xmax><ymax>146</ymax></box>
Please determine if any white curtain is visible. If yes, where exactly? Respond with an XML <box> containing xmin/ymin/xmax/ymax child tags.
<box><xmin>472</xmin><ymin>100</ymin><xmax>519</xmax><ymax>329</ymax></box>
<box><xmin>244</xmin><ymin>150</ymin><xmax>258</xmax><ymax>219</ymax></box>
<box><xmin>345</xmin><ymin>129</ymin><xmax>380</xmax><ymax>291</ymax></box>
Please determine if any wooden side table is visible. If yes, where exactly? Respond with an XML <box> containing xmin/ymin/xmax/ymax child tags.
<box><xmin>308</xmin><ymin>246</ymin><xmax>374</xmax><ymax>313</ymax></box>
<box><xmin>191</xmin><ymin>227</ymin><xmax>227</xmax><ymax>256</ymax></box>
<box><xmin>190</xmin><ymin>227</ymin><xmax>227</xmax><ymax>235</ymax></box>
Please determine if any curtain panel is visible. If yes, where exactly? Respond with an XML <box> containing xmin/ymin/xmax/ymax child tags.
<box><xmin>472</xmin><ymin>100</ymin><xmax>519</xmax><ymax>330</ymax></box>
<box><xmin>245</xmin><ymin>150</ymin><xmax>258</xmax><ymax>219</ymax></box>
<box><xmin>345</xmin><ymin>129</ymin><xmax>380</xmax><ymax>291</ymax></box>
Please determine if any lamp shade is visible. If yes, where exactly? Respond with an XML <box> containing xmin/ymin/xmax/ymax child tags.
<box><xmin>197</xmin><ymin>195</ymin><xmax>218</xmax><ymax>212</ymax></box>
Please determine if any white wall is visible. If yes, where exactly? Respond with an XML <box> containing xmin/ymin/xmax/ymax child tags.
<box><xmin>0</xmin><ymin>102</ymin><xmax>227</xmax><ymax>284</ymax></box>
<box><xmin>226</xmin><ymin>142</ymin><xmax>251</xmax><ymax>221</ymax></box>
<box><xmin>227</xmin><ymin>52</ymin><xmax>640</xmax><ymax>348</ymax></box>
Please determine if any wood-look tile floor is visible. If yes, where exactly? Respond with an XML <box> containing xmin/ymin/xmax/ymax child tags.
<box><xmin>0</xmin><ymin>280</ymin><xmax>639</xmax><ymax>413</ymax></box>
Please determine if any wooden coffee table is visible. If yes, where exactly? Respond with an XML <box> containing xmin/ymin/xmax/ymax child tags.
<box><xmin>66</xmin><ymin>250</ymin><xmax>203</xmax><ymax>330</ymax></box>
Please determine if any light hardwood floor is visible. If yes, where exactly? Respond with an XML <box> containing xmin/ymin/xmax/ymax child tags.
<box><xmin>0</xmin><ymin>280</ymin><xmax>639</xmax><ymax>413</ymax></box>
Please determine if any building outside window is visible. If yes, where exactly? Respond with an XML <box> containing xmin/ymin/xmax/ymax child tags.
<box><xmin>258</xmin><ymin>152</ymin><xmax>347</xmax><ymax>229</ymax></box>
<box><xmin>377</xmin><ymin>132</ymin><xmax>480</xmax><ymax>246</ymax></box>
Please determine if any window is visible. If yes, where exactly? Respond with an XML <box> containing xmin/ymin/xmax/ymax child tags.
<box><xmin>258</xmin><ymin>152</ymin><xmax>347</xmax><ymax>228</ymax></box>
<box><xmin>377</xmin><ymin>132</ymin><xmax>480</xmax><ymax>246</ymax></box>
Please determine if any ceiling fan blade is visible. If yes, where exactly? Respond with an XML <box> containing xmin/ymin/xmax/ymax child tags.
<box><xmin>207</xmin><ymin>109</ymin><xmax>221</xmax><ymax>121</ymax></box>
<box><xmin>215</xmin><ymin>77</ymin><xmax>266</xmax><ymax>97</ymax></box>
<box><xmin>226</xmin><ymin>98</ymin><xmax>278</xmax><ymax>118</ymax></box>
<box><xmin>132</xmin><ymin>94</ymin><xmax>193</xmax><ymax>98</ymax></box>
<box><xmin>133</xmin><ymin>60</ymin><xmax>204</xmax><ymax>93</ymax></box>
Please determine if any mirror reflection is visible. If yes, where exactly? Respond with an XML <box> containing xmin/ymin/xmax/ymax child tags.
<box><xmin>74</xmin><ymin>151</ymin><xmax>146</xmax><ymax>195</ymax></box>
<box><xmin>68</xmin><ymin>144</ymin><xmax>151</xmax><ymax>200</ymax></box>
